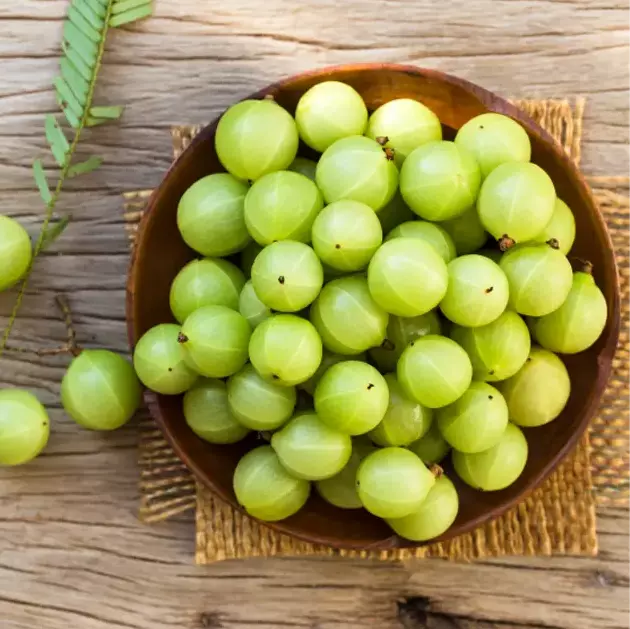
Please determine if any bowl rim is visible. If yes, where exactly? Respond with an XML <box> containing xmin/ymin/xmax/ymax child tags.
<box><xmin>126</xmin><ymin>62</ymin><xmax>621</xmax><ymax>550</ymax></box>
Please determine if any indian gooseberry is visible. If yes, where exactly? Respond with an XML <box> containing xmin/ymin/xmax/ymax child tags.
<box><xmin>316</xmin><ymin>135</ymin><xmax>398</xmax><ymax>211</ymax></box>
<box><xmin>244</xmin><ymin>171</ymin><xmax>323</xmax><ymax>245</ymax></box>
<box><xmin>367</xmin><ymin>237</ymin><xmax>448</xmax><ymax>317</ymax></box>
<box><xmin>227</xmin><ymin>364</ymin><xmax>296</xmax><ymax>431</ymax></box>
<box><xmin>169</xmin><ymin>258</ymin><xmax>245</xmax><ymax>323</ymax></box>
<box><xmin>453</xmin><ymin>423</ymin><xmax>528</xmax><ymax>491</ymax></box>
<box><xmin>183</xmin><ymin>378</ymin><xmax>250</xmax><ymax>444</ymax></box>
<box><xmin>376</xmin><ymin>192</ymin><xmax>415</xmax><ymax>236</ymax></box>
<box><xmin>450</xmin><ymin>311</ymin><xmax>531</xmax><ymax>382</ymax></box>
<box><xmin>530</xmin><ymin>269</ymin><xmax>608</xmax><ymax>354</ymax></box>
<box><xmin>271</xmin><ymin>411</ymin><xmax>352</xmax><ymax>480</ymax></box>
<box><xmin>365</xmin><ymin>98</ymin><xmax>442</xmax><ymax>166</ymax></box>
<box><xmin>477</xmin><ymin>162</ymin><xmax>556</xmax><ymax>242</ymax></box>
<box><xmin>498</xmin><ymin>347</ymin><xmax>570</xmax><ymax>427</ymax></box>
<box><xmin>314</xmin><ymin>361</ymin><xmax>389</xmax><ymax>435</ymax></box>
<box><xmin>215</xmin><ymin>99</ymin><xmax>299</xmax><ymax>181</ymax></box>
<box><xmin>299</xmin><ymin>350</ymin><xmax>350</xmax><ymax>396</ymax></box>
<box><xmin>61</xmin><ymin>350</ymin><xmax>141</xmax><ymax>431</ymax></box>
<box><xmin>0</xmin><ymin>389</ymin><xmax>49</xmax><ymax>466</ymax></box>
<box><xmin>436</xmin><ymin>382</ymin><xmax>508</xmax><ymax>453</ymax></box>
<box><xmin>439</xmin><ymin>255</ymin><xmax>509</xmax><ymax>327</ymax></box>
<box><xmin>295</xmin><ymin>81</ymin><xmax>368</xmax><ymax>152</ymax></box>
<box><xmin>500</xmin><ymin>243</ymin><xmax>573</xmax><ymax>316</ymax></box>
<box><xmin>233</xmin><ymin>445</ymin><xmax>310</xmax><ymax>521</ymax></box>
<box><xmin>386</xmin><ymin>220</ymin><xmax>456</xmax><ymax>263</ymax></box>
<box><xmin>399</xmin><ymin>141</ymin><xmax>481</xmax><ymax>221</ymax></box>
<box><xmin>397</xmin><ymin>335</ymin><xmax>473</xmax><ymax>409</ymax></box>
<box><xmin>133</xmin><ymin>324</ymin><xmax>198</xmax><ymax>395</ymax></box>
<box><xmin>369</xmin><ymin>310</ymin><xmax>442</xmax><ymax>374</ymax></box>
<box><xmin>356</xmin><ymin>447</ymin><xmax>436</xmax><ymax>519</ymax></box>
<box><xmin>387</xmin><ymin>474</ymin><xmax>459</xmax><ymax>542</ymax></box>
<box><xmin>310</xmin><ymin>276</ymin><xmax>389</xmax><ymax>355</ymax></box>
<box><xmin>531</xmin><ymin>198</ymin><xmax>576</xmax><ymax>255</ymax></box>
<box><xmin>311</xmin><ymin>200</ymin><xmax>383</xmax><ymax>272</ymax></box>
<box><xmin>315</xmin><ymin>437</ymin><xmax>376</xmax><ymax>509</ymax></box>
<box><xmin>249</xmin><ymin>314</ymin><xmax>322</xmax><ymax>387</ymax></box>
<box><xmin>238</xmin><ymin>280</ymin><xmax>272</xmax><ymax>329</ymax></box>
<box><xmin>251</xmin><ymin>240</ymin><xmax>323</xmax><ymax>312</ymax></box>
<box><xmin>179</xmin><ymin>305</ymin><xmax>251</xmax><ymax>378</ymax></box>
<box><xmin>0</xmin><ymin>215</ymin><xmax>32</xmax><ymax>292</ymax></box>
<box><xmin>288</xmin><ymin>157</ymin><xmax>317</xmax><ymax>181</ymax></box>
<box><xmin>408</xmin><ymin>423</ymin><xmax>451</xmax><ymax>465</ymax></box>
<box><xmin>440</xmin><ymin>206</ymin><xmax>488</xmax><ymax>255</ymax></box>
<box><xmin>454</xmin><ymin>112</ymin><xmax>531</xmax><ymax>178</ymax></box>
<box><xmin>176</xmin><ymin>173</ymin><xmax>251</xmax><ymax>257</ymax></box>
<box><xmin>369</xmin><ymin>373</ymin><xmax>433</xmax><ymax>447</ymax></box>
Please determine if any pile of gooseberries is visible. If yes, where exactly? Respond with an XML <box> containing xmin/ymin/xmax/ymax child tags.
<box><xmin>0</xmin><ymin>81</ymin><xmax>609</xmax><ymax>545</ymax></box>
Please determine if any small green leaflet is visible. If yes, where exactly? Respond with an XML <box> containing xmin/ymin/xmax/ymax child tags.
<box><xmin>68</xmin><ymin>155</ymin><xmax>103</xmax><ymax>178</ymax></box>
<box><xmin>110</xmin><ymin>0</ymin><xmax>153</xmax><ymax>28</ymax></box>
<box><xmin>90</xmin><ymin>105</ymin><xmax>124</xmax><ymax>120</ymax></box>
<box><xmin>41</xmin><ymin>215</ymin><xmax>72</xmax><ymax>251</ymax></box>
<box><xmin>33</xmin><ymin>160</ymin><xmax>52</xmax><ymax>205</ymax></box>
<box><xmin>45</xmin><ymin>115</ymin><xmax>70</xmax><ymax>167</ymax></box>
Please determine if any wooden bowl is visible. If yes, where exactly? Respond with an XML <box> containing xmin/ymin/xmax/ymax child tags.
<box><xmin>127</xmin><ymin>63</ymin><xmax>620</xmax><ymax>550</ymax></box>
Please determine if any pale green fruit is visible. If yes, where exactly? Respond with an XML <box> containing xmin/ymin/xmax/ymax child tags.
<box><xmin>498</xmin><ymin>347</ymin><xmax>570</xmax><ymax>427</ymax></box>
<box><xmin>176</xmin><ymin>173</ymin><xmax>251</xmax><ymax>257</ymax></box>
<box><xmin>244</xmin><ymin>171</ymin><xmax>323</xmax><ymax>245</ymax></box>
<box><xmin>295</xmin><ymin>81</ymin><xmax>368</xmax><ymax>152</ymax></box>
<box><xmin>0</xmin><ymin>389</ymin><xmax>49</xmax><ymax>466</ymax></box>
<box><xmin>169</xmin><ymin>258</ymin><xmax>245</xmax><ymax>323</ymax></box>
<box><xmin>531</xmin><ymin>198</ymin><xmax>576</xmax><ymax>255</ymax></box>
<box><xmin>215</xmin><ymin>99</ymin><xmax>299</xmax><ymax>181</ymax></box>
<box><xmin>386</xmin><ymin>221</ymin><xmax>456</xmax><ymax>263</ymax></box>
<box><xmin>249</xmin><ymin>314</ymin><xmax>323</xmax><ymax>387</ymax></box>
<box><xmin>387</xmin><ymin>475</ymin><xmax>459</xmax><ymax>541</ymax></box>
<box><xmin>400</xmin><ymin>141</ymin><xmax>481</xmax><ymax>221</ymax></box>
<box><xmin>397</xmin><ymin>335</ymin><xmax>472</xmax><ymax>408</ymax></box>
<box><xmin>288</xmin><ymin>157</ymin><xmax>317</xmax><ymax>181</ymax></box>
<box><xmin>0</xmin><ymin>215</ymin><xmax>32</xmax><ymax>292</ymax></box>
<box><xmin>227</xmin><ymin>364</ymin><xmax>296</xmax><ymax>431</ymax></box>
<box><xmin>365</xmin><ymin>98</ymin><xmax>442</xmax><ymax>166</ymax></box>
<box><xmin>453</xmin><ymin>423</ymin><xmax>528</xmax><ymax>491</ymax></box>
<box><xmin>369</xmin><ymin>374</ymin><xmax>433</xmax><ymax>447</ymax></box>
<box><xmin>368</xmin><ymin>238</ymin><xmax>448</xmax><ymax>317</ymax></box>
<box><xmin>454</xmin><ymin>113</ymin><xmax>531</xmax><ymax>178</ymax></box>
<box><xmin>408</xmin><ymin>423</ymin><xmax>450</xmax><ymax>465</ymax></box>
<box><xmin>530</xmin><ymin>271</ymin><xmax>607</xmax><ymax>354</ymax></box>
<box><xmin>61</xmin><ymin>350</ymin><xmax>141</xmax><ymax>431</ymax></box>
<box><xmin>440</xmin><ymin>206</ymin><xmax>488</xmax><ymax>255</ymax></box>
<box><xmin>239</xmin><ymin>281</ymin><xmax>272</xmax><ymax>329</ymax></box>
<box><xmin>310</xmin><ymin>276</ymin><xmax>389</xmax><ymax>355</ymax></box>
<box><xmin>184</xmin><ymin>379</ymin><xmax>250</xmax><ymax>444</ymax></box>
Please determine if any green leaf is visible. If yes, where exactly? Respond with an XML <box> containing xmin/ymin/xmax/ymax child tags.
<box><xmin>72</xmin><ymin>0</ymin><xmax>105</xmax><ymax>31</ymax></box>
<box><xmin>63</xmin><ymin>20</ymin><xmax>98</xmax><ymax>66</ymax></box>
<box><xmin>41</xmin><ymin>215</ymin><xmax>71</xmax><ymax>251</ymax></box>
<box><xmin>54</xmin><ymin>77</ymin><xmax>84</xmax><ymax>122</ymax></box>
<box><xmin>33</xmin><ymin>160</ymin><xmax>52</xmax><ymax>205</ymax></box>
<box><xmin>45</xmin><ymin>115</ymin><xmax>70</xmax><ymax>167</ymax></box>
<box><xmin>60</xmin><ymin>58</ymin><xmax>89</xmax><ymax>103</ymax></box>
<box><xmin>110</xmin><ymin>1</ymin><xmax>153</xmax><ymax>27</ymax></box>
<box><xmin>84</xmin><ymin>0</ymin><xmax>108</xmax><ymax>19</ymax></box>
<box><xmin>61</xmin><ymin>40</ymin><xmax>92</xmax><ymax>83</ymax></box>
<box><xmin>67</xmin><ymin>5</ymin><xmax>101</xmax><ymax>43</ymax></box>
<box><xmin>68</xmin><ymin>155</ymin><xmax>103</xmax><ymax>177</ymax></box>
<box><xmin>85</xmin><ymin>116</ymin><xmax>110</xmax><ymax>127</ymax></box>
<box><xmin>89</xmin><ymin>105</ymin><xmax>124</xmax><ymax>120</ymax></box>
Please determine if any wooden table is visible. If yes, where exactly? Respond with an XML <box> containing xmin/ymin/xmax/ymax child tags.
<box><xmin>1</xmin><ymin>2</ymin><xmax>628</xmax><ymax>628</ymax></box>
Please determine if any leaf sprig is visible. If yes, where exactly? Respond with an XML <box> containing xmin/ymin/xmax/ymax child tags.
<box><xmin>0</xmin><ymin>0</ymin><xmax>153</xmax><ymax>356</ymax></box>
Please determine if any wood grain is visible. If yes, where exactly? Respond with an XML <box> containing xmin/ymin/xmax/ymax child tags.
<box><xmin>0</xmin><ymin>1</ymin><xmax>628</xmax><ymax>628</ymax></box>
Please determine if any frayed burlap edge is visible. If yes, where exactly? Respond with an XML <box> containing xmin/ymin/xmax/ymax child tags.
<box><xmin>124</xmin><ymin>98</ymin><xmax>628</xmax><ymax>563</ymax></box>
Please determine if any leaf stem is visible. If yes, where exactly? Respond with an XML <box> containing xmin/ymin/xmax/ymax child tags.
<box><xmin>0</xmin><ymin>0</ymin><xmax>115</xmax><ymax>357</ymax></box>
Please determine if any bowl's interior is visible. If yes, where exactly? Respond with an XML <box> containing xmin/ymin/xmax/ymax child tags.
<box><xmin>127</xmin><ymin>64</ymin><xmax>619</xmax><ymax>550</ymax></box>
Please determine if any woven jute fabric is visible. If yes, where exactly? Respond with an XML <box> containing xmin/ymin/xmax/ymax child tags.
<box><xmin>123</xmin><ymin>98</ymin><xmax>629</xmax><ymax>564</ymax></box>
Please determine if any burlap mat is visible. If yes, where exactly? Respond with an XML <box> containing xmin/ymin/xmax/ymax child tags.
<box><xmin>124</xmin><ymin>98</ymin><xmax>629</xmax><ymax>564</ymax></box>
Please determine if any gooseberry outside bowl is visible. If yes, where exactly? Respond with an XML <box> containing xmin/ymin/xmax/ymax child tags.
<box><xmin>126</xmin><ymin>63</ymin><xmax>620</xmax><ymax>550</ymax></box>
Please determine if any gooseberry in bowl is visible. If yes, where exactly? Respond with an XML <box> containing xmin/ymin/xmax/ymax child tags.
<box><xmin>127</xmin><ymin>64</ymin><xmax>618</xmax><ymax>551</ymax></box>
